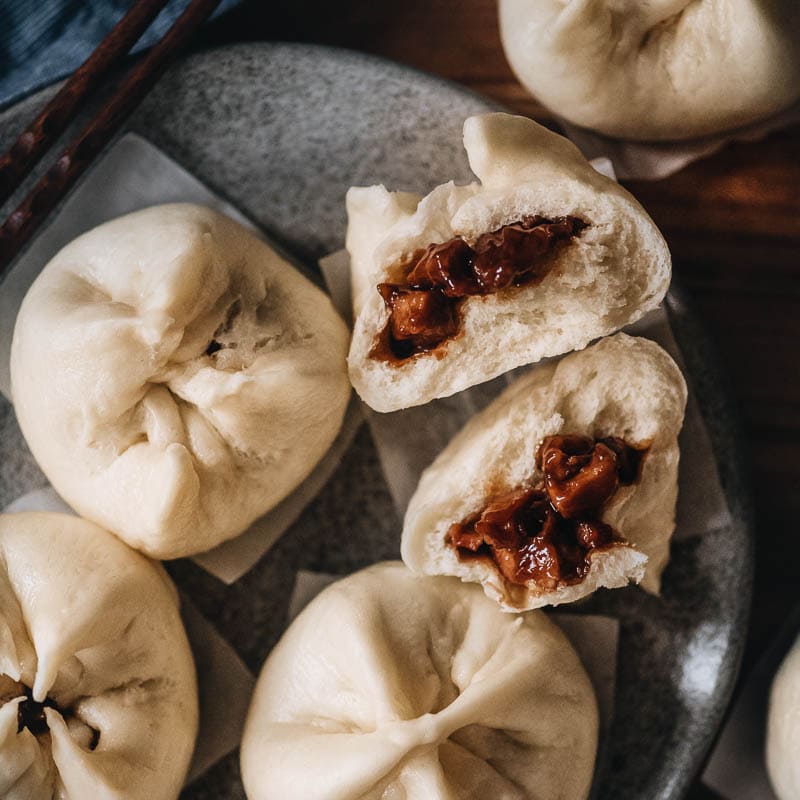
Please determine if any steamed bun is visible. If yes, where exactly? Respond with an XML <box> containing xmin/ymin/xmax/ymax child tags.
<box><xmin>346</xmin><ymin>113</ymin><xmax>670</xmax><ymax>412</ymax></box>
<box><xmin>0</xmin><ymin>512</ymin><xmax>198</xmax><ymax>800</ymax></box>
<box><xmin>402</xmin><ymin>334</ymin><xmax>687</xmax><ymax>610</ymax></box>
<box><xmin>499</xmin><ymin>0</ymin><xmax>800</xmax><ymax>140</ymax></box>
<box><xmin>241</xmin><ymin>562</ymin><xmax>598</xmax><ymax>800</ymax></box>
<box><xmin>767</xmin><ymin>634</ymin><xmax>800</xmax><ymax>800</ymax></box>
<box><xmin>11</xmin><ymin>204</ymin><xmax>351</xmax><ymax>558</ymax></box>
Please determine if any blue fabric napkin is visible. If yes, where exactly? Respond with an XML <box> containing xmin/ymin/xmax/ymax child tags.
<box><xmin>0</xmin><ymin>0</ymin><xmax>239</xmax><ymax>111</ymax></box>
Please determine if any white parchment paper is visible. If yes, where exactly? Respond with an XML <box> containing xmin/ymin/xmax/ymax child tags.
<box><xmin>560</xmin><ymin>101</ymin><xmax>800</xmax><ymax>181</ymax></box>
<box><xmin>2</xmin><ymin>490</ymin><xmax>256</xmax><ymax>785</ymax></box>
<box><xmin>0</xmin><ymin>132</ymin><xmax>362</xmax><ymax>584</ymax></box>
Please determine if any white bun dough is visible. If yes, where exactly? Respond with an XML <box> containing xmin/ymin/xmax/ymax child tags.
<box><xmin>346</xmin><ymin>113</ymin><xmax>670</xmax><ymax>412</ymax></box>
<box><xmin>240</xmin><ymin>561</ymin><xmax>598</xmax><ymax>800</ymax></box>
<box><xmin>11</xmin><ymin>204</ymin><xmax>351</xmax><ymax>558</ymax></box>
<box><xmin>500</xmin><ymin>0</ymin><xmax>800</xmax><ymax>141</ymax></box>
<box><xmin>0</xmin><ymin>512</ymin><xmax>198</xmax><ymax>800</ymax></box>
<box><xmin>767</xmin><ymin>634</ymin><xmax>800</xmax><ymax>800</ymax></box>
<box><xmin>402</xmin><ymin>334</ymin><xmax>687</xmax><ymax>610</ymax></box>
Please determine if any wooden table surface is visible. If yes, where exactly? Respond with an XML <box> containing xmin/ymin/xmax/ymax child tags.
<box><xmin>210</xmin><ymin>3</ymin><xmax>798</xmax><ymax>797</ymax></box>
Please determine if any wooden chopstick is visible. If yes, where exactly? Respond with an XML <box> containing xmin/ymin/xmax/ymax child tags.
<box><xmin>0</xmin><ymin>0</ymin><xmax>222</xmax><ymax>281</ymax></box>
<box><xmin>0</xmin><ymin>0</ymin><xmax>172</xmax><ymax>209</ymax></box>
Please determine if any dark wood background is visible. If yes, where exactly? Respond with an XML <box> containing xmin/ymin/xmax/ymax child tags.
<box><xmin>204</xmin><ymin>3</ymin><xmax>798</xmax><ymax>797</ymax></box>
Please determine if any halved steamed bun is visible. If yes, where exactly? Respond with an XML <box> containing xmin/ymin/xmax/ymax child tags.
<box><xmin>0</xmin><ymin>512</ymin><xmax>197</xmax><ymax>800</ymax></box>
<box><xmin>346</xmin><ymin>112</ymin><xmax>670</xmax><ymax>412</ymax></box>
<box><xmin>241</xmin><ymin>562</ymin><xmax>598</xmax><ymax>800</ymax></box>
<box><xmin>500</xmin><ymin>0</ymin><xmax>800</xmax><ymax>140</ymax></box>
<box><xmin>11</xmin><ymin>204</ymin><xmax>351</xmax><ymax>558</ymax></box>
<box><xmin>402</xmin><ymin>334</ymin><xmax>687</xmax><ymax>611</ymax></box>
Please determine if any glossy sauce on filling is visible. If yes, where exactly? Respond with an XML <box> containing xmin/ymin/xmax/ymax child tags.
<box><xmin>448</xmin><ymin>434</ymin><xmax>648</xmax><ymax>591</ymax></box>
<box><xmin>370</xmin><ymin>215</ymin><xmax>588</xmax><ymax>364</ymax></box>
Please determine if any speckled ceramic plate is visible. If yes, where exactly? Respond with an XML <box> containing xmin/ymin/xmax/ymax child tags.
<box><xmin>0</xmin><ymin>43</ymin><xmax>753</xmax><ymax>800</ymax></box>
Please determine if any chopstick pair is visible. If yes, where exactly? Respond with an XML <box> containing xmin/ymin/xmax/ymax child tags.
<box><xmin>0</xmin><ymin>0</ymin><xmax>223</xmax><ymax>281</ymax></box>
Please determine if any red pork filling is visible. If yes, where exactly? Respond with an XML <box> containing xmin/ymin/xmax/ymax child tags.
<box><xmin>448</xmin><ymin>434</ymin><xmax>648</xmax><ymax>592</ymax></box>
<box><xmin>370</xmin><ymin>215</ymin><xmax>588</xmax><ymax>363</ymax></box>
